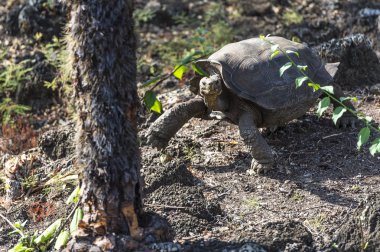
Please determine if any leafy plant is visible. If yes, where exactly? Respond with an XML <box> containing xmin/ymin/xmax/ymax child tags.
<box><xmin>183</xmin><ymin>146</ymin><xmax>197</xmax><ymax>161</ymax></box>
<box><xmin>173</xmin><ymin>12</ymin><xmax>195</xmax><ymax>26</ymax></box>
<box><xmin>0</xmin><ymin>98</ymin><xmax>31</xmax><ymax>126</ymax></box>
<box><xmin>244</xmin><ymin>198</ymin><xmax>260</xmax><ymax>209</ymax></box>
<box><xmin>282</xmin><ymin>9</ymin><xmax>304</xmax><ymax>25</ymax></box>
<box><xmin>0</xmin><ymin>214</ymin><xmax>37</xmax><ymax>252</ymax></box>
<box><xmin>203</xmin><ymin>2</ymin><xmax>228</xmax><ymax>24</ymax></box>
<box><xmin>133</xmin><ymin>8</ymin><xmax>156</xmax><ymax>26</ymax></box>
<box><xmin>261</xmin><ymin>35</ymin><xmax>380</xmax><ymax>156</ymax></box>
<box><xmin>0</xmin><ymin>59</ymin><xmax>32</xmax><ymax>97</ymax></box>
<box><xmin>141</xmin><ymin>54</ymin><xmax>209</xmax><ymax>113</ymax></box>
<box><xmin>21</xmin><ymin>174</ymin><xmax>39</xmax><ymax>192</ymax></box>
<box><xmin>304</xmin><ymin>213</ymin><xmax>327</xmax><ymax>232</ymax></box>
<box><xmin>0</xmin><ymin>49</ymin><xmax>32</xmax><ymax>126</ymax></box>
<box><xmin>40</xmin><ymin>36</ymin><xmax>72</xmax><ymax>96</ymax></box>
<box><xmin>2</xmin><ymin>185</ymin><xmax>83</xmax><ymax>251</ymax></box>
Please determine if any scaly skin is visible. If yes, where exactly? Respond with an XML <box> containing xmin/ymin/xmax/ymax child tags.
<box><xmin>239</xmin><ymin>111</ymin><xmax>274</xmax><ymax>174</ymax></box>
<box><xmin>146</xmin><ymin>98</ymin><xmax>208</xmax><ymax>149</ymax></box>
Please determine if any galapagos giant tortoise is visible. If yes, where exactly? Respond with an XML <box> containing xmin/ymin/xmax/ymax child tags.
<box><xmin>146</xmin><ymin>36</ymin><xmax>356</xmax><ymax>174</ymax></box>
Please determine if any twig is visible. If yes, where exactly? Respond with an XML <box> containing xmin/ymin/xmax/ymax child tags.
<box><xmin>145</xmin><ymin>203</ymin><xmax>189</xmax><ymax>210</ymax></box>
<box><xmin>322</xmin><ymin>133</ymin><xmax>344</xmax><ymax>139</ymax></box>
<box><xmin>141</xmin><ymin>53</ymin><xmax>211</xmax><ymax>100</ymax></box>
<box><xmin>0</xmin><ymin>211</ymin><xmax>25</xmax><ymax>237</ymax></box>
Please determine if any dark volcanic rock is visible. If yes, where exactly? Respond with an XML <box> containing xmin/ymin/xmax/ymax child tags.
<box><xmin>16</xmin><ymin>60</ymin><xmax>57</xmax><ymax>109</ymax></box>
<box><xmin>5</xmin><ymin>0</ymin><xmax>66</xmax><ymax>38</ymax></box>
<box><xmin>143</xmin><ymin>0</ymin><xmax>189</xmax><ymax>26</ymax></box>
<box><xmin>38</xmin><ymin>125</ymin><xmax>74</xmax><ymax>160</ymax></box>
<box><xmin>235</xmin><ymin>0</ymin><xmax>272</xmax><ymax>16</ymax></box>
<box><xmin>334</xmin><ymin>194</ymin><xmax>380</xmax><ymax>251</ymax></box>
<box><xmin>257</xmin><ymin>221</ymin><xmax>313</xmax><ymax>251</ymax></box>
<box><xmin>318</xmin><ymin>34</ymin><xmax>380</xmax><ymax>87</ymax></box>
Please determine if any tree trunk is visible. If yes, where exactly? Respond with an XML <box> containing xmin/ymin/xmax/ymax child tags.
<box><xmin>64</xmin><ymin>0</ymin><xmax>149</xmax><ymax>250</ymax></box>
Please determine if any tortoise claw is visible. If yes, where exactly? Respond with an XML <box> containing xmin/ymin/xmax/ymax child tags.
<box><xmin>247</xmin><ymin>160</ymin><xmax>273</xmax><ymax>175</ymax></box>
<box><xmin>145</xmin><ymin>130</ymin><xmax>169</xmax><ymax>150</ymax></box>
<box><xmin>336</xmin><ymin>113</ymin><xmax>358</xmax><ymax>129</ymax></box>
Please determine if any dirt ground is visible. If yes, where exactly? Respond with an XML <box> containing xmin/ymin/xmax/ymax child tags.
<box><xmin>140</xmin><ymin>86</ymin><xmax>380</xmax><ymax>251</ymax></box>
<box><xmin>1</xmin><ymin>0</ymin><xmax>380</xmax><ymax>251</ymax></box>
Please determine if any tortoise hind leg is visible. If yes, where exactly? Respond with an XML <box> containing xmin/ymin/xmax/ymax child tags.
<box><xmin>146</xmin><ymin>97</ymin><xmax>207</xmax><ymax>149</ymax></box>
<box><xmin>239</xmin><ymin>111</ymin><xmax>274</xmax><ymax>175</ymax></box>
<box><xmin>322</xmin><ymin>84</ymin><xmax>357</xmax><ymax>128</ymax></box>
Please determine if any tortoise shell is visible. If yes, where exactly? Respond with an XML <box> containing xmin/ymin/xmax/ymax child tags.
<box><xmin>195</xmin><ymin>36</ymin><xmax>333</xmax><ymax>110</ymax></box>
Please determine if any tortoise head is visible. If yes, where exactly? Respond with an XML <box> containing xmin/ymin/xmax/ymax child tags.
<box><xmin>199</xmin><ymin>74</ymin><xmax>222</xmax><ymax>97</ymax></box>
<box><xmin>189</xmin><ymin>59</ymin><xmax>225</xmax><ymax>109</ymax></box>
<box><xmin>199</xmin><ymin>74</ymin><xmax>223</xmax><ymax>110</ymax></box>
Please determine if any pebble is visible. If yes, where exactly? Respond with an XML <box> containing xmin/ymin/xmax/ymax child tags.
<box><xmin>358</xmin><ymin>8</ymin><xmax>380</xmax><ymax>18</ymax></box>
<box><xmin>369</xmin><ymin>83</ymin><xmax>380</xmax><ymax>95</ymax></box>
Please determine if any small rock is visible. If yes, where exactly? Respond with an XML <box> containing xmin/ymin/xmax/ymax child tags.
<box><xmin>358</xmin><ymin>8</ymin><xmax>380</xmax><ymax>18</ymax></box>
<box><xmin>235</xmin><ymin>0</ymin><xmax>272</xmax><ymax>16</ymax></box>
<box><xmin>369</xmin><ymin>83</ymin><xmax>380</xmax><ymax>95</ymax></box>
<box><xmin>334</xmin><ymin>194</ymin><xmax>380</xmax><ymax>251</ymax></box>
<box><xmin>38</xmin><ymin>125</ymin><xmax>75</xmax><ymax>160</ymax></box>
<box><xmin>5</xmin><ymin>179</ymin><xmax>22</xmax><ymax>201</ymax></box>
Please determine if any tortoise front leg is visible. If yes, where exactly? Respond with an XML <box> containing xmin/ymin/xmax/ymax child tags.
<box><xmin>146</xmin><ymin>97</ymin><xmax>208</xmax><ymax>149</ymax></box>
<box><xmin>239</xmin><ymin>111</ymin><xmax>274</xmax><ymax>175</ymax></box>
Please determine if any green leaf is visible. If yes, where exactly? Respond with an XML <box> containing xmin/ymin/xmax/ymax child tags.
<box><xmin>181</xmin><ymin>54</ymin><xmax>193</xmax><ymax>65</ymax></box>
<box><xmin>308</xmin><ymin>82</ymin><xmax>320</xmax><ymax>92</ymax></box>
<box><xmin>271</xmin><ymin>44</ymin><xmax>279</xmax><ymax>52</ymax></box>
<box><xmin>173</xmin><ymin>65</ymin><xmax>188</xmax><ymax>80</ymax></box>
<box><xmin>369</xmin><ymin>138</ymin><xmax>380</xmax><ymax>156</ymax></box>
<box><xmin>279</xmin><ymin>62</ymin><xmax>292</xmax><ymax>77</ymax></box>
<box><xmin>14</xmin><ymin>222</ymin><xmax>22</xmax><ymax>229</ymax></box>
<box><xmin>142</xmin><ymin>75</ymin><xmax>163</xmax><ymax>88</ymax></box>
<box><xmin>70</xmin><ymin>208</ymin><xmax>84</xmax><ymax>234</ymax></box>
<box><xmin>365</xmin><ymin>116</ymin><xmax>372</xmax><ymax>123</ymax></box>
<box><xmin>286</xmin><ymin>50</ymin><xmax>299</xmax><ymax>57</ymax></box>
<box><xmin>339</xmin><ymin>97</ymin><xmax>350</xmax><ymax>102</ymax></box>
<box><xmin>297</xmin><ymin>65</ymin><xmax>308</xmax><ymax>71</ymax></box>
<box><xmin>270</xmin><ymin>50</ymin><xmax>280</xmax><ymax>60</ymax></box>
<box><xmin>66</xmin><ymin>186</ymin><xmax>80</xmax><ymax>205</ymax></box>
<box><xmin>295</xmin><ymin>76</ymin><xmax>309</xmax><ymax>88</ymax></box>
<box><xmin>292</xmin><ymin>36</ymin><xmax>301</xmax><ymax>43</ymax></box>
<box><xmin>320</xmin><ymin>85</ymin><xmax>334</xmax><ymax>94</ymax></box>
<box><xmin>143</xmin><ymin>91</ymin><xmax>162</xmax><ymax>114</ymax></box>
<box><xmin>357</xmin><ymin>127</ymin><xmax>370</xmax><ymax>150</ymax></box>
<box><xmin>181</xmin><ymin>50</ymin><xmax>203</xmax><ymax>65</ymax></box>
<box><xmin>54</xmin><ymin>230</ymin><xmax>70</xmax><ymax>250</ymax></box>
<box><xmin>317</xmin><ymin>97</ymin><xmax>330</xmax><ymax>117</ymax></box>
<box><xmin>332</xmin><ymin>106</ymin><xmax>347</xmax><ymax>125</ymax></box>
<box><xmin>34</xmin><ymin>219</ymin><xmax>62</xmax><ymax>245</ymax></box>
<box><xmin>9</xmin><ymin>242</ymin><xmax>33</xmax><ymax>252</ymax></box>
<box><xmin>259</xmin><ymin>34</ymin><xmax>265</xmax><ymax>40</ymax></box>
<box><xmin>341</xmin><ymin>96</ymin><xmax>359</xmax><ymax>102</ymax></box>
<box><xmin>191</xmin><ymin>63</ymin><xmax>208</xmax><ymax>77</ymax></box>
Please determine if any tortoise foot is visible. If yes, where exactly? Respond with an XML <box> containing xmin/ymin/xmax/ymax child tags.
<box><xmin>146</xmin><ymin>130</ymin><xmax>170</xmax><ymax>150</ymax></box>
<box><xmin>247</xmin><ymin>159</ymin><xmax>273</xmax><ymax>175</ymax></box>
<box><xmin>336</xmin><ymin>113</ymin><xmax>358</xmax><ymax>129</ymax></box>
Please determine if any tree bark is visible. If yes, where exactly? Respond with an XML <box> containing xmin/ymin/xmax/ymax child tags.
<box><xmin>64</xmin><ymin>0</ymin><xmax>151</xmax><ymax>250</ymax></box>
